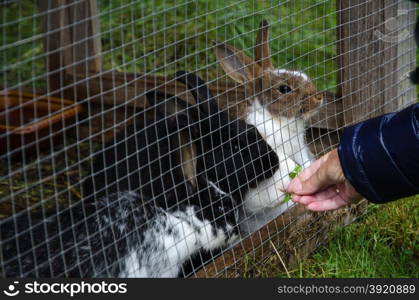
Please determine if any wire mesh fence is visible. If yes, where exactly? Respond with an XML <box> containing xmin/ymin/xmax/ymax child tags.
<box><xmin>0</xmin><ymin>0</ymin><xmax>417</xmax><ymax>277</ymax></box>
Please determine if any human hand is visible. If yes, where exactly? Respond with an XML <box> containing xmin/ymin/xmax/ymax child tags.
<box><xmin>286</xmin><ymin>149</ymin><xmax>362</xmax><ymax>211</ymax></box>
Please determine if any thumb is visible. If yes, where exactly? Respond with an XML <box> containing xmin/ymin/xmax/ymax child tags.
<box><xmin>289</xmin><ymin>149</ymin><xmax>343</xmax><ymax>195</ymax></box>
<box><xmin>298</xmin><ymin>161</ymin><xmax>335</xmax><ymax>195</ymax></box>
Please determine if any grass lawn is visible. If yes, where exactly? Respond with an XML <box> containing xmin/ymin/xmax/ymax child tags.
<box><xmin>0</xmin><ymin>0</ymin><xmax>417</xmax><ymax>278</ymax></box>
<box><xmin>243</xmin><ymin>195</ymin><xmax>418</xmax><ymax>278</ymax></box>
<box><xmin>1</xmin><ymin>0</ymin><xmax>337</xmax><ymax>91</ymax></box>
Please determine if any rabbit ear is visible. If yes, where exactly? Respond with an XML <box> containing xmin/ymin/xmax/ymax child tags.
<box><xmin>146</xmin><ymin>90</ymin><xmax>200</xmax><ymax>130</ymax></box>
<box><xmin>176</xmin><ymin>131</ymin><xmax>198</xmax><ymax>188</ymax></box>
<box><xmin>175</xmin><ymin>71</ymin><xmax>220</xmax><ymax>116</ymax></box>
<box><xmin>146</xmin><ymin>90</ymin><xmax>182</xmax><ymax>117</ymax></box>
<box><xmin>147</xmin><ymin>90</ymin><xmax>199</xmax><ymax>188</ymax></box>
<box><xmin>214</xmin><ymin>42</ymin><xmax>262</xmax><ymax>85</ymax></box>
<box><xmin>255</xmin><ymin>19</ymin><xmax>273</xmax><ymax>70</ymax></box>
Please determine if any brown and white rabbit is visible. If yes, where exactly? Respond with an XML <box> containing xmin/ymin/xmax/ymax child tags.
<box><xmin>214</xmin><ymin>20</ymin><xmax>323</xmax><ymax>232</ymax></box>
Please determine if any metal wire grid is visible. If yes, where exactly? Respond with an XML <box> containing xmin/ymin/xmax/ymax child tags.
<box><xmin>0</xmin><ymin>0</ymin><xmax>416</xmax><ymax>277</ymax></box>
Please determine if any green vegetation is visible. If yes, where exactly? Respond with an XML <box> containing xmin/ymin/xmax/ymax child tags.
<box><xmin>282</xmin><ymin>164</ymin><xmax>302</xmax><ymax>203</ymax></box>
<box><xmin>1</xmin><ymin>0</ymin><xmax>337</xmax><ymax>91</ymax></box>
<box><xmin>243</xmin><ymin>195</ymin><xmax>418</xmax><ymax>278</ymax></box>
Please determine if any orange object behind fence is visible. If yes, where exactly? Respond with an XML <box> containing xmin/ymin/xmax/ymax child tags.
<box><xmin>0</xmin><ymin>90</ymin><xmax>83</xmax><ymax>157</ymax></box>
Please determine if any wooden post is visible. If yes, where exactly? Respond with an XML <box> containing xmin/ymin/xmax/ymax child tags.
<box><xmin>67</xmin><ymin>0</ymin><xmax>102</xmax><ymax>74</ymax></box>
<box><xmin>38</xmin><ymin>0</ymin><xmax>102</xmax><ymax>96</ymax></box>
<box><xmin>37</xmin><ymin>0</ymin><xmax>71</xmax><ymax>95</ymax></box>
<box><xmin>337</xmin><ymin>0</ymin><xmax>416</xmax><ymax>125</ymax></box>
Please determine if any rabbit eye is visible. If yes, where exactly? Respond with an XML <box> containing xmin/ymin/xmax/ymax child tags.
<box><xmin>234</xmin><ymin>144</ymin><xmax>239</xmax><ymax>151</ymax></box>
<box><xmin>278</xmin><ymin>85</ymin><xmax>292</xmax><ymax>94</ymax></box>
<box><xmin>218</xmin><ymin>205</ymin><xmax>224</xmax><ymax>213</ymax></box>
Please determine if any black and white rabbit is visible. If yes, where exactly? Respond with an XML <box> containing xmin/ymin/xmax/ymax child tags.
<box><xmin>172</xmin><ymin>71</ymin><xmax>280</xmax><ymax>275</ymax></box>
<box><xmin>173</xmin><ymin>71</ymin><xmax>279</xmax><ymax>202</ymax></box>
<box><xmin>83</xmin><ymin>71</ymin><xmax>280</xmax><ymax>225</ymax></box>
<box><xmin>0</xmin><ymin>189</ymin><xmax>239</xmax><ymax>277</ymax></box>
<box><xmin>80</xmin><ymin>71</ymin><xmax>278</xmax><ymax>276</ymax></box>
<box><xmin>1</xmin><ymin>91</ymin><xmax>243</xmax><ymax>277</ymax></box>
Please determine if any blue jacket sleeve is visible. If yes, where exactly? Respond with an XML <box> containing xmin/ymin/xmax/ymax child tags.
<box><xmin>337</xmin><ymin>103</ymin><xmax>419</xmax><ymax>204</ymax></box>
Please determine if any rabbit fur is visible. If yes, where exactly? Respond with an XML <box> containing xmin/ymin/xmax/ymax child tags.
<box><xmin>78</xmin><ymin>71</ymin><xmax>278</xmax><ymax>276</ymax></box>
<box><xmin>214</xmin><ymin>20</ymin><xmax>324</xmax><ymax>233</ymax></box>
<box><xmin>165</xmin><ymin>72</ymin><xmax>280</xmax><ymax>275</ymax></box>
<box><xmin>0</xmin><ymin>190</ymin><xmax>239</xmax><ymax>277</ymax></box>
<box><xmin>1</xmin><ymin>86</ymin><xmax>253</xmax><ymax>277</ymax></box>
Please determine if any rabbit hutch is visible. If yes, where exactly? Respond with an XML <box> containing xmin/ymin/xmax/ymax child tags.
<box><xmin>0</xmin><ymin>0</ymin><xmax>416</xmax><ymax>277</ymax></box>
